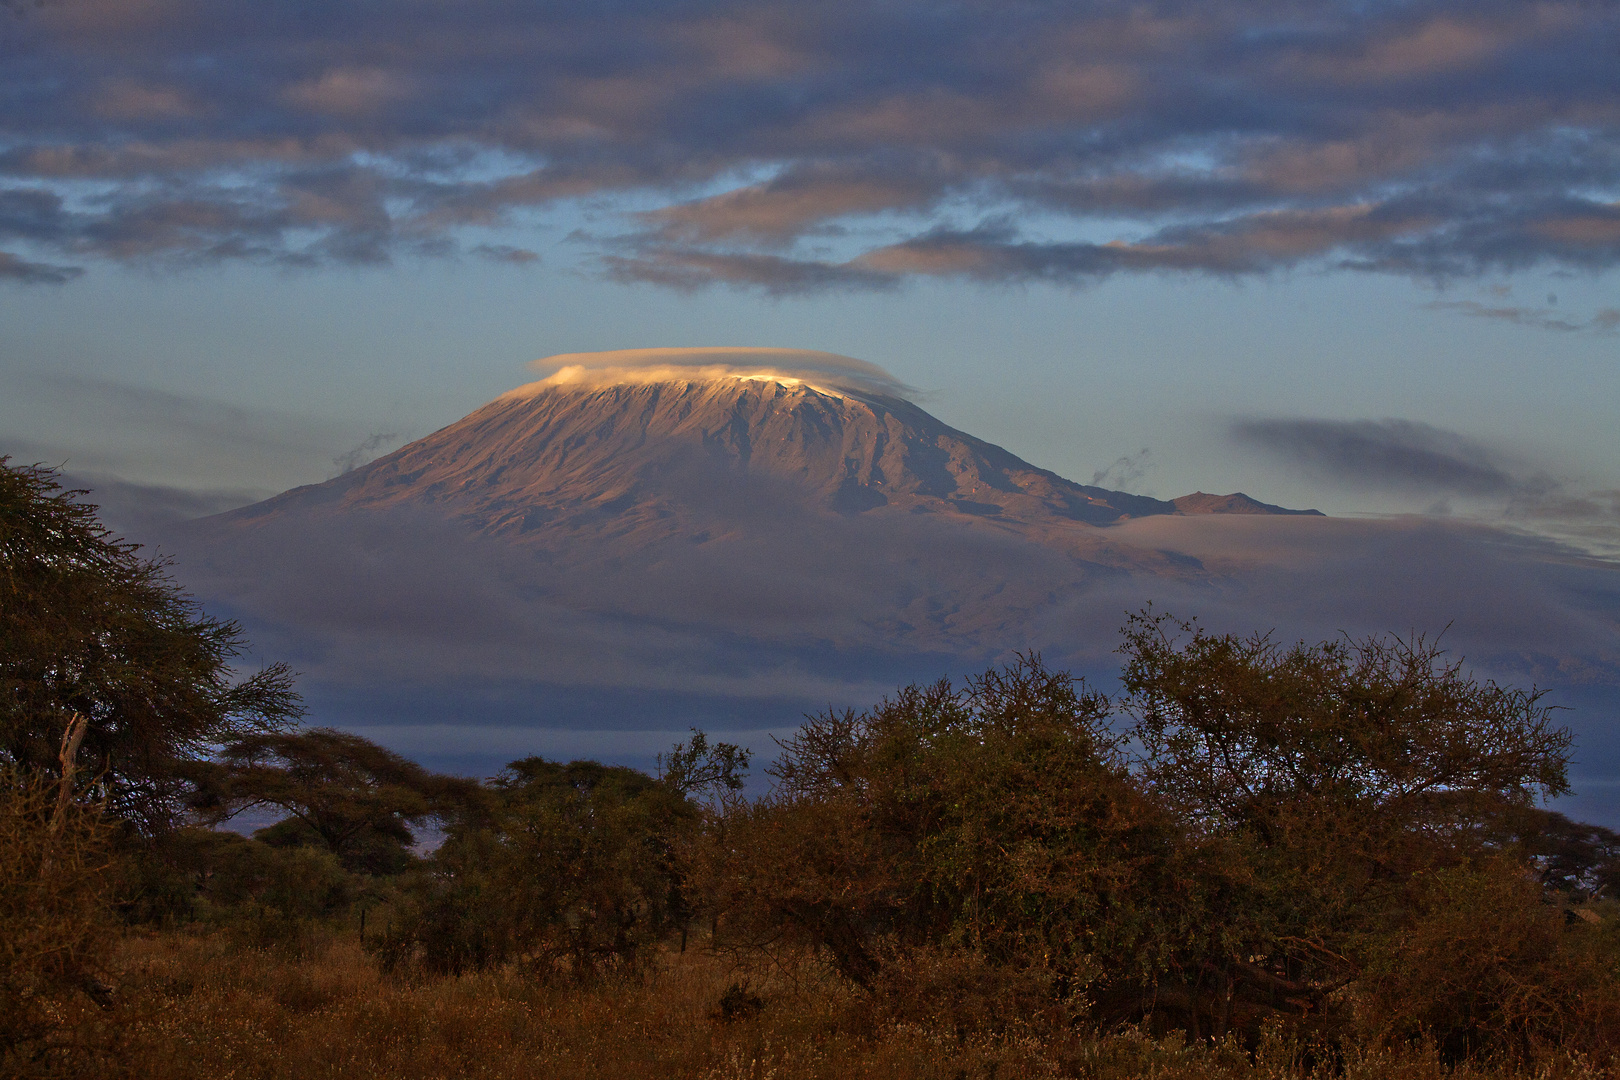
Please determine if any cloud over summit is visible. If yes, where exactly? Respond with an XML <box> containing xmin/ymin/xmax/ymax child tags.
<box><xmin>2</xmin><ymin>0</ymin><xmax>1618</xmax><ymax>290</ymax></box>
<box><xmin>515</xmin><ymin>347</ymin><xmax>913</xmax><ymax>399</ymax></box>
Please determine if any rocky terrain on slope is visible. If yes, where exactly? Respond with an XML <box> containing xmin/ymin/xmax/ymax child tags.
<box><xmin>219</xmin><ymin>374</ymin><xmax>1315</xmax><ymax>550</ymax></box>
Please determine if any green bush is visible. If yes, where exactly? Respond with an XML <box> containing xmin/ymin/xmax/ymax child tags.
<box><xmin>379</xmin><ymin>757</ymin><xmax>710</xmax><ymax>978</ymax></box>
<box><xmin>693</xmin><ymin>655</ymin><xmax>1189</xmax><ymax>1028</ymax></box>
<box><xmin>123</xmin><ymin>826</ymin><xmax>359</xmax><ymax>939</ymax></box>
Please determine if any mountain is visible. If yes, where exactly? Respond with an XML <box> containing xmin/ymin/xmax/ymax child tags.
<box><xmin>173</xmin><ymin>349</ymin><xmax>1333</xmax><ymax>755</ymax></box>
<box><xmin>153</xmin><ymin>350</ymin><xmax>1620</xmax><ymax>806</ymax></box>
<box><xmin>218</xmin><ymin>367</ymin><xmax>1317</xmax><ymax>545</ymax></box>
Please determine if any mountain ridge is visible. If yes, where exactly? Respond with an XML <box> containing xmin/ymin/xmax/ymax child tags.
<box><xmin>182</xmin><ymin>369</ymin><xmax>1329</xmax><ymax>682</ymax></box>
<box><xmin>219</xmin><ymin>376</ymin><xmax>1319</xmax><ymax>543</ymax></box>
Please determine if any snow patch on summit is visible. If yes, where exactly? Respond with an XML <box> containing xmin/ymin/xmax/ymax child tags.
<box><xmin>501</xmin><ymin>347</ymin><xmax>913</xmax><ymax>401</ymax></box>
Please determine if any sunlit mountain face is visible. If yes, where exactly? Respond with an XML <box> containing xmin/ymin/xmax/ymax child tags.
<box><xmin>192</xmin><ymin>349</ymin><xmax>1312</xmax><ymax>664</ymax></box>
<box><xmin>226</xmin><ymin>359</ymin><xmax>1309</xmax><ymax>540</ymax></box>
<box><xmin>158</xmin><ymin>350</ymin><xmax>1618</xmax><ymax>822</ymax></box>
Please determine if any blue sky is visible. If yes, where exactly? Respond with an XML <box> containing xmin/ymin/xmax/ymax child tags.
<box><xmin>3</xmin><ymin>0</ymin><xmax>1619</xmax><ymax>807</ymax></box>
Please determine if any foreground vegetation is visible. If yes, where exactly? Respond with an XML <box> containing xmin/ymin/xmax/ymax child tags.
<box><xmin>6</xmin><ymin>457</ymin><xmax>1620</xmax><ymax>1078</ymax></box>
<box><xmin>18</xmin><ymin>928</ymin><xmax>1619</xmax><ymax>1080</ymax></box>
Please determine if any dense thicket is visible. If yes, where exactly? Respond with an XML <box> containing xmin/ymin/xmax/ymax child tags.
<box><xmin>374</xmin><ymin>737</ymin><xmax>747</xmax><ymax>978</ymax></box>
<box><xmin>689</xmin><ymin>633</ymin><xmax>1592</xmax><ymax>1055</ymax></box>
<box><xmin>0</xmin><ymin>769</ymin><xmax>118</xmax><ymax>1065</ymax></box>
<box><xmin>691</xmin><ymin>658</ymin><xmax>1192</xmax><ymax>1009</ymax></box>
<box><xmin>1116</xmin><ymin>610</ymin><xmax>1577</xmax><ymax>1045</ymax></box>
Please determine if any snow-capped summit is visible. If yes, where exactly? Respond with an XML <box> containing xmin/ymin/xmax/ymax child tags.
<box><xmin>186</xmin><ymin>348</ymin><xmax>1322</xmax><ymax>695</ymax></box>
<box><xmin>500</xmin><ymin>346</ymin><xmax>913</xmax><ymax>400</ymax></box>
<box><xmin>219</xmin><ymin>348</ymin><xmax>1315</xmax><ymax>549</ymax></box>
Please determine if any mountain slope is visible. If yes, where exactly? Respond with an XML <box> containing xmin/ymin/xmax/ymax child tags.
<box><xmin>200</xmin><ymin>370</ymin><xmax>1330</xmax><ymax>652</ymax></box>
<box><xmin>174</xmin><ymin>357</ymin><xmax>1335</xmax><ymax>740</ymax></box>
<box><xmin>222</xmin><ymin>375</ymin><xmax>1312</xmax><ymax>549</ymax></box>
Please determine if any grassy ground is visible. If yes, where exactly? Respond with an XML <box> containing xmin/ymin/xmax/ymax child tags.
<box><xmin>24</xmin><ymin>929</ymin><xmax>1620</xmax><ymax>1079</ymax></box>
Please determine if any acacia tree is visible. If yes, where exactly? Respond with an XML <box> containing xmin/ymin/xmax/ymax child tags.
<box><xmin>1118</xmin><ymin>610</ymin><xmax>1574</xmax><ymax>1034</ymax></box>
<box><xmin>0</xmin><ymin>460</ymin><xmax>301</xmax><ymax>832</ymax></box>
<box><xmin>696</xmin><ymin>655</ymin><xmax>1191</xmax><ymax>1013</ymax></box>
<box><xmin>1482</xmin><ymin>806</ymin><xmax>1620</xmax><ymax>901</ymax></box>
<box><xmin>202</xmin><ymin>728</ymin><xmax>452</xmax><ymax>875</ymax></box>
<box><xmin>658</xmin><ymin>728</ymin><xmax>751</xmax><ymax>803</ymax></box>
<box><xmin>377</xmin><ymin>733</ymin><xmax>750</xmax><ymax>978</ymax></box>
<box><xmin>389</xmin><ymin>759</ymin><xmax>690</xmax><ymax>976</ymax></box>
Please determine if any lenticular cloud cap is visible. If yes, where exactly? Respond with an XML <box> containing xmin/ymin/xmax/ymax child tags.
<box><xmin>505</xmin><ymin>347</ymin><xmax>913</xmax><ymax>400</ymax></box>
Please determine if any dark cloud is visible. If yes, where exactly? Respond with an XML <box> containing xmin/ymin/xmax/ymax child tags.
<box><xmin>1</xmin><ymin>0</ymin><xmax>1617</xmax><ymax>288</ymax></box>
<box><xmin>0</xmin><ymin>249</ymin><xmax>81</xmax><ymax>283</ymax></box>
<box><xmin>1231</xmin><ymin>416</ymin><xmax>1620</xmax><ymax>558</ymax></box>
<box><xmin>1233</xmin><ymin>417</ymin><xmax>1519</xmax><ymax>495</ymax></box>
<box><xmin>602</xmin><ymin>247</ymin><xmax>898</xmax><ymax>295</ymax></box>
<box><xmin>640</xmin><ymin>160</ymin><xmax>943</xmax><ymax>245</ymax></box>
<box><xmin>470</xmin><ymin>243</ymin><xmax>539</xmax><ymax>265</ymax></box>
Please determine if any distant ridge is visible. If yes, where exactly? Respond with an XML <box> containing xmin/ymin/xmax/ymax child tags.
<box><xmin>1172</xmin><ymin>492</ymin><xmax>1324</xmax><ymax>516</ymax></box>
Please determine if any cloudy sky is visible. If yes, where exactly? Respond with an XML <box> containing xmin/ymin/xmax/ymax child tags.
<box><xmin>1</xmin><ymin>0</ymin><xmax>1615</xmax><ymax>529</ymax></box>
<box><xmin>2</xmin><ymin>0</ymin><xmax>1618</xmax><ymax>802</ymax></box>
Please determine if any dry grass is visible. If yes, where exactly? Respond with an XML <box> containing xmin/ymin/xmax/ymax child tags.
<box><xmin>113</xmin><ymin>933</ymin><xmax>764</xmax><ymax>1080</ymax></box>
<box><xmin>0</xmin><ymin>771</ymin><xmax>118</xmax><ymax>1075</ymax></box>
<box><xmin>19</xmin><ymin>929</ymin><xmax>1616</xmax><ymax>1080</ymax></box>
<box><xmin>106</xmin><ymin>931</ymin><xmax>1062</xmax><ymax>1080</ymax></box>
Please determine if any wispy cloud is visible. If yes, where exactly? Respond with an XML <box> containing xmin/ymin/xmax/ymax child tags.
<box><xmin>57</xmin><ymin>472</ymin><xmax>266</xmax><ymax>536</ymax></box>
<box><xmin>331</xmin><ymin>432</ymin><xmax>403</xmax><ymax>477</ymax></box>
<box><xmin>1232</xmin><ymin>418</ymin><xmax>1519</xmax><ymax>495</ymax></box>
<box><xmin>1428</xmin><ymin>300</ymin><xmax>1620</xmax><ymax>334</ymax></box>
<box><xmin>0</xmin><ymin>372</ymin><xmax>364</xmax><ymax>495</ymax></box>
<box><xmin>0</xmin><ymin>249</ymin><xmax>82</xmax><ymax>284</ymax></box>
<box><xmin>0</xmin><ymin>1</ymin><xmax>1616</xmax><ymax>289</ymax></box>
<box><xmin>1232</xmin><ymin>416</ymin><xmax>1620</xmax><ymax>558</ymax></box>
<box><xmin>1092</xmin><ymin>448</ymin><xmax>1155</xmax><ymax>492</ymax></box>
